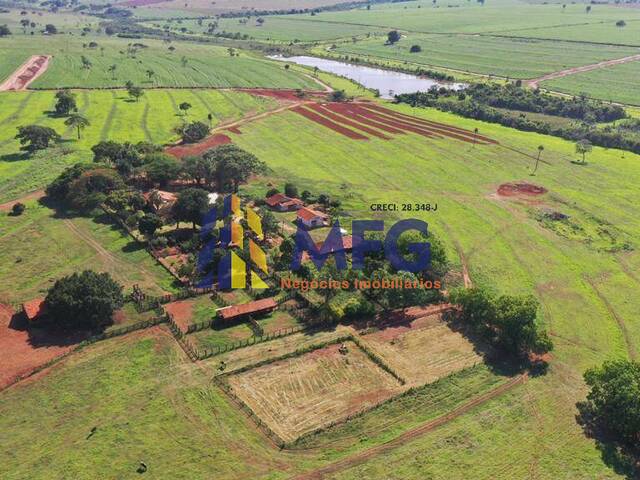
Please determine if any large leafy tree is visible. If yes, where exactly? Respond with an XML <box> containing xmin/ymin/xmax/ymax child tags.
<box><xmin>138</xmin><ymin>213</ymin><xmax>163</xmax><ymax>237</ymax></box>
<box><xmin>45</xmin><ymin>270</ymin><xmax>124</xmax><ymax>330</ymax></box>
<box><xmin>54</xmin><ymin>90</ymin><xmax>77</xmax><ymax>116</ymax></box>
<box><xmin>202</xmin><ymin>144</ymin><xmax>266</xmax><ymax>192</ymax></box>
<box><xmin>175</xmin><ymin>121</ymin><xmax>209</xmax><ymax>144</ymax></box>
<box><xmin>65</xmin><ymin>169</ymin><xmax>124</xmax><ymax>211</ymax></box>
<box><xmin>143</xmin><ymin>153</ymin><xmax>181</xmax><ymax>187</ymax></box>
<box><xmin>15</xmin><ymin>125</ymin><xmax>60</xmax><ymax>152</ymax></box>
<box><xmin>172</xmin><ymin>188</ymin><xmax>210</xmax><ymax>230</ymax></box>
<box><xmin>91</xmin><ymin>141</ymin><xmax>143</xmax><ymax>176</ymax></box>
<box><xmin>583</xmin><ymin>360</ymin><xmax>640</xmax><ymax>446</ymax></box>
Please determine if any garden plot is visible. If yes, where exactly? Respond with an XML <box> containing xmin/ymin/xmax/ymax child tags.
<box><xmin>226</xmin><ymin>341</ymin><xmax>404</xmax><ymax>443</ymax></box>
<box><xmin>363</xmin><ymin>314</ymin><xmax>484</xmax><ymax>387</ymax></box>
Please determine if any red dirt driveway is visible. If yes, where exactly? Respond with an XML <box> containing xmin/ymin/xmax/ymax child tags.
<box><xmin>0</xmin><ymin>55</ymin><xmax>51</xmax><ymax>91</ymax></box>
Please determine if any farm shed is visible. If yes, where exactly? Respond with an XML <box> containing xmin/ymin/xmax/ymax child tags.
<box><xmin>297</xmin><ymin>207</ymin><xmax>329</xmax><ymax>229</ymax></box>
<box><xmin>265</xmin><ymin>193</ymin><xmax>304</xmax><ymax>212</ymax></box>
<box><xmin>218</xmin><ymin>298</ymin><xmax>278</xmax><ymax>321</ymax></box>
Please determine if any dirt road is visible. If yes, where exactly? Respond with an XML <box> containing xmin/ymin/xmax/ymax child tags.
<box><xmin>293</xmin><ymin>373</ymin><xmax>527</xmax><ymax>479</ymax></box>
<box><xmin>526</xmin><ymin>54</ymin><xmax>640</xmax><ymax>88</ymax></box>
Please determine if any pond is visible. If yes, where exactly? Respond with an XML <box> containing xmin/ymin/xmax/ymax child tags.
<box><xmin>270</xmin><ymin>55</ymin><xmax>466</xmax><ymax>99</ymax></box>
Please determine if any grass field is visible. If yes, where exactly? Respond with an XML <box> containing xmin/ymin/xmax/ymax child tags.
<box><xmin>133</xmin><ymin>0</ymin><xmax>354</xmax><ymax>17</ymax></box>
<box><xmin>0</xmin><ymin>35</ymin><xmax>318</xmax><ymax>89</ymax></box>
<box><xmin>0</xmin><ymin>89</ymin><xmax>277</xmax><ymax>203</ymax></box>
<box><xmin>0</xmin><ymin>200</ymin><xmax>178</xmax><ymax>304</ymax></box>
<box><xmin>285</xmin><ymin>0</ymin><xmax>640</xmax><ymax>35</ymax></box>
<box><xmin>144</xmin><ymin>17</ymin><xmax>384</xmax><ymax>42</ymax></box>
<box><xmin>541</xmin><ymin>60</ymin><xmax>640</xmax><ymax>106</ymax></box>
<box><xmin>0</xmin><ymin>8</ymin><xmax>97</xmax><ymax>35</ymax></box>
<box><xmin>219</xmin><ymin>101</ymin><xmax>640</xmax><ymax>477</ymax></box>
<box><xmin>227</xmin><ymin>340</ymin><xmax>405</xmax><ymax>443</ymax></box>
<box><xmin>332</xmin><ymin>33</ymin><xmax>639</xmax><ymax>79</ymax></box>
<box><xmin>362</xmin><ymin>314</ymin><xmax>484</xmax><ymax>387</ymax></box>
<box><xmin>513</xmin><ymin>21</ymin><xmax>640</xmax><ymax>46</ymax></box>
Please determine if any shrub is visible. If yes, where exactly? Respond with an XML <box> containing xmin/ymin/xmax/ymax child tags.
<box><xmin>409</xmin><ymin>44</ymin><xmax>422</xmax><ymax>53</ymax></box>
<box><xmin>11</xmin><ymin>203</ymin><xmax>25</xmax><ymax>216</ymax></box>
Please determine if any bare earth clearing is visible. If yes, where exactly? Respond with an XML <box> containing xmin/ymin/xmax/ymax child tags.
<box><xmin>0</xmin><ymin>56</ymin><xmax>51</xmax><ymax>91</ymax></box>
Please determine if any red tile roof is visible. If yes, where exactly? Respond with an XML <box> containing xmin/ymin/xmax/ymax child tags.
<box><xmin>265</xmin><ymin>193</ymin><xmax>290</xmax><ymax>207</ymax></box>
<box><xmin>218</xmin><ymin>298</ymin><xmax>278</xmax><ymax>321</ymax></box>
<box><xmin>23</xmin><ymin>298</ymin><xmax>47</xmax><ymax>321</ymax></box>
<box><xmin>297</xmin><ymin>207</ymin><xmax>328</xmax><ymax>222</ymax></box>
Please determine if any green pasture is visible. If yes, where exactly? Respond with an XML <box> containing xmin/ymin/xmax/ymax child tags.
<box><xmin>286</xmin><ymin>0</ymin><xmax>640</xmax><ymax>35</ymax></box>
<box><xmin>332</xmin><ymin>33</ymin><xmax>639</xmax><ymax>79</ymax></box>
<box><xmin>542</xmin><ymin>60</ymin><xmax>640</xmax><ymax>106</ymax></box>
<box><xmin>0</xmin><ymin>200</ymin><xmax>177</xmax><ymax>305</ymax></box>
<box><xmin>513</xmin><ymin>20</ymin><xmax>640</xmax><ymax>46</ymax></box>
<box><xmin>215</xmin><ymin>101</ymin><xmax>640</xmax><ymax>476</ymax></box>
<box><xmin>0</xmin><ymin>8</ymin><xmax>96</xmax><ymax>35</ymax></box>
<box><xmin>144</xmin><ymin>16</ymin><xmax>384</xmax><ymax>42</ymax></box>
<box><xmin>0</xmin><ymin>35</ymin><xmax>318</xmax><ymax>89</ymax></box>
<box><xmin>0</xmin><ymin>89</ymin><xmax>277</xmax><ymax>202</ymax></box>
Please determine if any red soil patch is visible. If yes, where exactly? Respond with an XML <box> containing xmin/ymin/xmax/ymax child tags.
<box><xmin>165</xmin><ymin>134</ymin><xmax>231</xmax><ymax>158</ymax></box>
<box><xmin>237</xmin><ymin>88</ymin><xmax>328</xmax><ymax>102</ymax></box>
<box><xmin>226</xmin><ymin>126</ymin><xmax>242</xmax><ymax>135</ymax></box>
<box><xmin>0</xmin><ymin>304</ymin><xmax>88</xmax><ymax>391</ymax></box>
<box><xmin>306</xmin><ymin>103</ymin><xmax>391</xmax><ymax>139</ymax></box>
<box><xmin>0</xmin><ymin>55</ymin><xmax>51</xmax><ymax>91</ymax></box>
<box><xmin>164</xmin><ymin>300</ymin><xmax>194</xmax><ymax>333</ymax></box>
<box><xmin>292</xmin><ymin>102</ymin><xmax>498</xmax><ymax>145</ymax></box>
<box><xmin>292</xmin><ymin>105</ymin><xmax>368</xmax><ymax>140</ymax></box>
<box><xmin>497</xmin><ymin>182</ymin><xmax>547</xmax><ymax>197</ymax></box>
<box><xmin>0</xmin><ymin>190</ymin><xmax>45</xmax><ymax>211</ymax></box>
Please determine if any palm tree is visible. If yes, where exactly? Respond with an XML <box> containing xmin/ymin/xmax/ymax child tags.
<box><xmin>472</xmin><ymin>127</ymin><xmax>479</xmax><ymax>148</ymax></box>
<box><xmin>108</xmin><ymin>64</ymin><xmax>117</xmax><ymax>80</ymax></box>
<box><xmin>531</xmin><ymin>145</ymin><xmax>544</xmax><ymax>175</ymax></box>
<box><xmin>179</xmin><ymin>102</ymin><xmax>192</xmax><ymax>117</ymax></box>
<box><xmin>146</xmin><ymin>69</ymin><xmax>155</xmax><ymax>84</ymax></box>
<box><xmin>64</xmin><ymin>114</ymin><xmax>90</xmax><ymax>139</ymax></box>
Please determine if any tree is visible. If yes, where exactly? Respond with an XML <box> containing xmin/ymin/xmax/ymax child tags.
<box><xmin>15</xmin><ymin>125</ymin><xmax>59</xmax><ymax>152</ymax></box>
<box><xmin>329</xmin><ymin>90</ymin><xmax>347</xmax><ymax>102</ymax></box>
<box><xmin>284</xmin><ymin>183</ymin><xmax>299</xmax><ymax>198</ymax></box>
<box><xmin>138</xmin><ymin>213</ymin><xmax>163</xmax><ymax>237</ymax></box>
<box><xmin>260</xmin><ymin>209</ymin><xmax>279</xmax><ymax>237</ymax></box>
<box><xmin>582</xmin><ymin>360</ymin><xmax>640</xmax><ymax>446</ymax></box>
<box><xmin>91</xmin><ymin>140</ymin><xmax>143</xmax><ymax>176</ymax></box>
<box><xmin>175</xmin><ymin>121</ymin><xmax>209</xmax><ymax>144</ymax></box>
<box><xmin>144</xmin><ymin>153</ymin><xmax>181</xmax><ymax>187</ymax></box>
<box><xmin>65</xmin><ymin>169</ymin><xmax>124</xmax><ymax>211</ymax></box>
<box><xmin>179</xmin><ymin>102</ymin><xmax>192</xmax><ymax>116</ymax></box>
<box><xmin>0</xmin><ymin>25</ymin><xmax>11</xmax><ymax>37</ymax></box>
<box><xmin>616</xmin><ymin>20</ymin><xmax>626</xmax><ymax>27</ymax></box>
<box><xmin>531</xmin><ymin>145</ymin><xmax>544</xmax><ymax>175</ymax></box>
<box><xmin>81</xmin><ymin>55</ymin><xmax>92</xmax><ymax>70</ymax></box>
<box><xmin>172</xmin><ymin>188</ymin><xmax>210</xmax><ymax>230</ymax></box>
<box><xmin>410</xmin><ymin>45</ymin><xmax>422</xmax><ymax>53</ymax></box>
<box><xmin>47</xmin><ymin>163</ymin><xmax>93</xmax><ymax>200</ymax></box>
<box><xmin>575</xmin><ymin>139</ymin><xmax>592</xmax><ymax>164</ymax></box>
<box><xmin>20</xmin><ymin>19</ymin><xmax>30</xmax><ymax>33</ymax></box>
<box><xmin>44</xmin><ymin>24</ymin><xmax>57</xmax><ymax>34</ymax></box>
<box><xmin>207</xmin><ymin>113</ymin><xmax>213</xmax><ymax>126</ymax></box>
<box><xmin>11</xmin><ymin>203</ymin><xmax>26</xmax><ymax>216</ymax></box>
<box><xmin>127</xmin><ymin>85</ymin><xmax>144</xmax><ymax>102</ymax></box>
<box><xmin>108</xmin><ymin>64</ymin><xmax>117</xmax><ymax>80</ymax></box>
<box><xmin>586</xmin><ymin>5</ymin><xmax>591</xmax><ymax>13</ymax></box>
<box><xmin>202</xmin><ymin>144</ymin><xmax>266</xmax><ymax>192</ymax></box>
<box><xmin>145</xmin><ymin>69</ymin><xmax>155</xmax><ymax>82</ymax></box>
<box><xmin>54</xmin><ymin>90</ymin><xmax>77</xmax><ymax>116</ymax></box>
<box><xmin>387</xmin><ymin>30</ymin><xmax>401</xmax><ymax>44</ymax></box>
<box><xmin>182</xmin><ymin>155</ymin><xmax>211</xmax><ymax>186</ymax></box>
<box><xmin>64</xmin><ymin>114</ymin><xmax>90</xmax><ymax>139</ymax></box>
<box><xmin>45</xmin><ymin>271</ymin><xmax>124</xmax><ymax>330</ymax></box>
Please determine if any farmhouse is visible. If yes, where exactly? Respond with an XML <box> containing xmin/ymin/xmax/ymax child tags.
<box><xmin>265</xmin><ymin>193</ymin><xmax>304</xmax><ymax>212</ymax></box>
<box><xmin>22</xmin><ymin>298</ymin><xmax>47</xmax><ymax>322</ymax></box>
<box><xmin>144</xmin><ymin>189</ymin><xmax>177</xmax><ymax>217</ymax></box>
<box><xmin>218</xmin><ymin>297</ymin><xmax>278</xmax><ymax>321</ymax></box>
<box><xmin>297</xmin><ymin>207</ymin><xmax>329</xmax><ymax>229</ymax></box>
